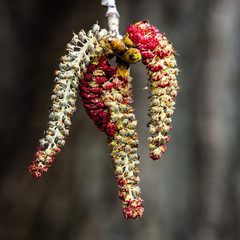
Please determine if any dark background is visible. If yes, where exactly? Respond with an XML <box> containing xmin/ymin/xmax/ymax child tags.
<box><xmin>1</xmin><ymin>0</ymin><xmax>240</xmax><ymax>239</ymax></box>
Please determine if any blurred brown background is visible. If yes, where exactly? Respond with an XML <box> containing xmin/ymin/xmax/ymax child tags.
<box><xmin>0</xmin><ymin>0</ymin><xmax>240</xmax><ymax>239</ymax></box>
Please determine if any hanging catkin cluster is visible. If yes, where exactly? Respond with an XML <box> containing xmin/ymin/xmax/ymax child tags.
<box><xmin>28</xmin><ymin>21</ymin><xmax>179</xmax><ymax>219</ymax></box>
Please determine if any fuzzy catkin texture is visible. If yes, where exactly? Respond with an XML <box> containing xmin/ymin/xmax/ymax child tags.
<box><xmin>79</xmin><ymin>55</ymin><xmax>118</xmax><ymax>136</ymax></box>
<box><xmin>103</xmin><ymin>59</ymin><xmax>144</xmax><ymax>219</ymax></box>
<box><xmin>28</xmin><ymin>24</ymin><xmax>109</xmax><ymax>178</ymax></box>
<box><xmin>127</xmin><ymin>21</ymin><xmax>179</xmax><ymax>160</ymax></box>
<box><xmin>79</xmin><ymin>55</ymin><xmax>144</xmax><ymax>219</ymax></box>
<box><xmin>28</xmin><ymin>20</ymin><xmax>179</xmax><ymax>220</ymax></box>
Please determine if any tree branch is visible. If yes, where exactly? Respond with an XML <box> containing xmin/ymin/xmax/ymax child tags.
<box><xmin>101</xmin><ymin>0</ymin><xmax>121</xmax><ymax>38</ymax></box>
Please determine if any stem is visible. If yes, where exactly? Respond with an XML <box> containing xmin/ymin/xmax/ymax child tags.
<box><xmin>101</xmin><ymin>0</ymin><xmax>121</xmax><ymax>38</ymax></box>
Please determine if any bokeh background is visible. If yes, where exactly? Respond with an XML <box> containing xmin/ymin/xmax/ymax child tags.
<box><xmin>1</xmin><ymin>0</ymin><xmax>240</xmax><ymax>239</ymax></box>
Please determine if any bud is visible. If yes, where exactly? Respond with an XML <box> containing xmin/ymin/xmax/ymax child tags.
<box><xmin>123</xmin><ymin>35</ymin><xmax>134</xmax><ymax>48</ymax></box>
<box><xmin>108</xmin><ymin>38</ymin><xmax>126</xmax><ymax>54</ymax></box>
<box><xmin>121</xmin><ymin>48</ymin><xmax>142</xmax><ymax>64</ymax></box>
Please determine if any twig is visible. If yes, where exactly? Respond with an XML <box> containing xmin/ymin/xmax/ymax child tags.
<box><xmin>101</xmin><ymin>0</ymin><xmax>121</xmax><ymax>38</ymax></box>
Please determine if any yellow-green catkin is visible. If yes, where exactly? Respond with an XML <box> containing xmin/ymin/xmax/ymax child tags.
<box><xmin>102</xmin><ymin>58</ymin><xmax>144</xmax><ymax>219</ymax></box>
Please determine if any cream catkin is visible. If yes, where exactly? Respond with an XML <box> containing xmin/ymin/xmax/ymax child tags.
<box><xmin>28</xmin><ymin>24</ymin><xmax>110</xmax><ymax>178</ymax></box>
